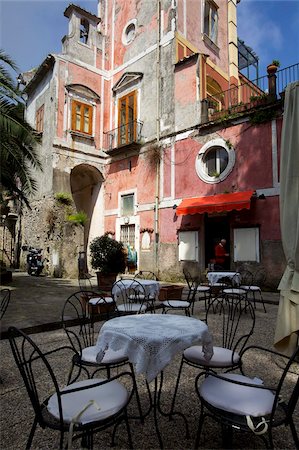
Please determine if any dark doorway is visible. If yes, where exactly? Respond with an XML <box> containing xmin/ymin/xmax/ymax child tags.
<box><xmin>205</xmin><ymin>215</ymin><xmax>230</xmax><ymax>268</ymax></box>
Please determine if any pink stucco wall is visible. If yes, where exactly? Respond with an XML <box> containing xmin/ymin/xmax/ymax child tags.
<box><xmin>174</xmin><ymin>59</ymin><xmax>197</xmax><ymax>107</ymax></box>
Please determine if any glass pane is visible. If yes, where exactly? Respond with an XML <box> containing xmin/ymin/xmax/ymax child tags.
<box><xmin>217</xmin><ymin>148</ymin><xmax>229</xmax><ymax>173</ymax></box>
<box><xmin>122</xmin><ymin>194</ymin><xmax>134</xmax><ymax>216</ymax></box>
<box><xmin>204</xmin><ymin>3</ymin><xmax>210</xmax><ymax>35</ymax></box>
<box><xmin>210</xmin><ymin>9</ymin><xmax>218</xmax><ymax>42</ymax></box>
<box><xmin>203</xmin><ymin>149</ymin><xmax>216</xmax><ymax>176</ymax></box>
<box><xmin>75</xmin><ymin>105</ymin><xmax>81</xmax><ymax>130</ymax></box>
<box><xmin>83</xmin><ymin>107</ymin><xmax>90</xmax><ymax>133</ymax></box>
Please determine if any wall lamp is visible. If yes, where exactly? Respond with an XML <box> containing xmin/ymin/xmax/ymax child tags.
<box><xmin>258</xmin><ymin>194</ymin><xmax>266</xmax><ymax>200</ymax></box>
<box><xmin>172</xmin><ymin>204</ymin><xmax>177</xmax><ymax>209</ymax></box>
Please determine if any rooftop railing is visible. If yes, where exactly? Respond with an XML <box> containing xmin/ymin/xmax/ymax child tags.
<box><xmin>201</xmin><ymin>62</ymin><xmax>299</xmax><ymax>123</ymax></box>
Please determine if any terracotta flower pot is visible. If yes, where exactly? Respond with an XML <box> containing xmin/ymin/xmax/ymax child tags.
<box><xmin>96</xmin><ymin>272</ymin><xmax>117</xmax><ymax>290</ymax></box>
<box><xmin>267</xmin><ymin>64</ymin><xmax>278</xmax><ymax>75</ymax></box>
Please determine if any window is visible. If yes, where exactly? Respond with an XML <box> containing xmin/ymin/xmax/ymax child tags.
<box><xmin>80</xmin><ymin>18</ymin><xmax>89</xmax><ymax>44</ymax></box>
<box><xmin>204</xmin><ymin>1</ymin><xmax>218</xmax><ymax>44</ymax></box>
<box><xmin>35</xmin><ymin>104</ymin><xmax>44</xmax><ymax>133</ymax></box>
<box><xmin>118</xmin><ymin>91</ymin><xmax>137</xmax><ymax>145</ymax></box>
<box><xmin>122</xmin><ymin>20</ymin><xmax>137</xmax><ymax>45</ymax></box>
<box><xmin>196</xmin><ymin>138</ymin><xmax>235</xmax><ymax>184</ymax></box>
<box><xmin>120</xmin><ymin>224</ymin><xmax>135</xmax><ymax>247</ymax></box>
<box><xmin>178</xmin><ymin>231</ymin><xmax>199</xmax><ymax>262</ymax></box>
<box><xmin>233</xmin><ymin>228</ymin><xmax>260</xmax><ymax>262</ymax></box>
<box><xmin>71</xmin><ymin>100</ymin><xmax>93</xmax><ymax>135</ymax></box>
<box><xmin>121</xmin><ymin>194</ymin><xmax>134</xmax><ymax>216</ymax></box>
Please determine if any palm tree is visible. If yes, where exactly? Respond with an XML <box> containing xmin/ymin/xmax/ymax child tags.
<box><xmin>0</xmin><ymin>49</ymin><xmax>42</xmax><ymax>207</ymax></box>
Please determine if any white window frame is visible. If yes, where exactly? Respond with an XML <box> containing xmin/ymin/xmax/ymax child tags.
<box><xmin>233</xmin><ymin>227</ymin><xmax>260</xmax><ymax>263</ymax></box>
<box><xmin>195</xmin><ymin>138</ymin><xmax>235</xmax><ymax>184</ymax></box>
<box><xmin>178</xmin><ymin>231</ymin><xmax>199</xmax><ymax>262</ymax></box>
<box><xmin>204</xmin><ymin>0</ymin><xmax>218</xmax><ymax>45</ymax></box>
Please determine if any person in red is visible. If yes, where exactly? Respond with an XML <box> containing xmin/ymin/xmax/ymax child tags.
<box><xmin>214</xmin><ymin>238</ymin><xmax>229</xmax><ymax>269</ymax></box>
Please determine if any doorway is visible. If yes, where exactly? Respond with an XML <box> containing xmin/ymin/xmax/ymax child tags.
<box><xmin>205</xmin><ymin>215</ymin><xmax>230</xmax><ymax>268</ymax></box>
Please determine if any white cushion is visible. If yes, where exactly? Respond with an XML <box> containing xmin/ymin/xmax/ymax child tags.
<box><xmin>196</xmin><ymin>286</ymin><xmax>210</xmax><ymax>292</ymax></box>
<box><xmin>128</xmin><ymin>294</ymin><xmax>146</xmax><ymax>300</ymax></box>
<box><xmin>81</xmin><ymin>346</ymin><xmax>127</xmax><ymax>364</ymax></box>
<box><xmin>200</xmin><ymin>373</ymin><xmax>275</xmax><ymax>417</ymax></box>
<box><xmin>223</xmin><ymin>288</ymin><xmax>246</xmax><ymax>295</ymax></box>
<box><xmin>248</xmin><ymin>286</ymin><xmax>261</xmax><ymax>292</ymax></box>
<box><xmin>117</xmin><ymin>303</ymin><xmax>147</xmax><ymax>313</ymax></box>
<box><xmin>184</xmin><ymin>345</ymin><xmax>240</xmax><ymax>367</ymax></box>
<box><xmin>240</xmin><ymin>285</ymin><xmax>251</xmax><ymax>291</ymax></box>
<box><xmin>48</xmin><ymin>378</ymin><xmax>128</xmax><ymax>424</ymax></box>
<box><xmin>162</xmin><ymin>300</ymin><xmax>190</xmax><ymax>308</ymax></box>
<box><xmin>88</xmin><ymin>297</ymin><xmax>114</xmax><ymax>306</ymax></box>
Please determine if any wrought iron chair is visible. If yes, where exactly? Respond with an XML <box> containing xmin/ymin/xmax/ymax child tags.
<box><xmin>8</xmin><ymin>326</ymin><xmax>135</xmax><ymax>450</ymax></box>
<box><xmin>222</xmin><ymin>273</ymin><xmax>248</xmax><ymax>303</ymax></box>
<box><xmin>78</xmin><ymin>273</ymin><xmax>115</xmax><ymax>317</ymax></box>
<box><xmin>171</xmin><ymin>295</ymin><xmax>255</xmax><ymax>414</ymax></box>
<box><xmin>160</xmin><ymin>283</ymin><xmax>194</xmax><ymax>316</ymax></box>
<box><xmin>112</xmin><ymin>279</ymin><xmax>149</xmax><ymax>314</ymax></box>
<box><xmin>183</xmin><ymin>269</ymin><xmax>211</xmax><ymax>313</ymax></box>
<box><xmin>194</xmin><ymin>345</ymin><xmax>299</xmax><ymax>449</ymax></box>
<box><xmin>0</xmin><ymin>288</ymin><xmax>11</xmax><ymax>320</ymax></box>
<box><xmin>241</xmin><ymin>268</ymin><xmax>267</xmax><ymax>312</ymax></box>
<box><xmin>134</xmin><ymin>270</ymin><xmax>159</xmax><ymax>280</ymax></box>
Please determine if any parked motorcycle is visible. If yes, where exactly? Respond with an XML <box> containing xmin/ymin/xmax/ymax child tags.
<box><xmin>26</xmin><ymin>247</ymin><xmax>46</xmax><ymax>276</ymax></box>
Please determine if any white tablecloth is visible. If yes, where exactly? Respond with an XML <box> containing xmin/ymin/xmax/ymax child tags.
<box><xmin>112</xmin><ymin>278</ymin><xmax>160</xmax><ymax>299</ymax></box>
<box><xmin>96</xmin><ymin>314</ymin><xmax>213</xmax><ymax>382</ymax></box>
<box><xmin>207</xmin><ymin>271</ymin><xmax>241</xmax><ymax>286</ymax></box>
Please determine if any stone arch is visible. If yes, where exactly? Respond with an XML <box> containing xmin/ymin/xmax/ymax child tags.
<box><xmin>70</xmin><ymin>164</ymin><xmax>104</xmax><ymax>261</ymax></box>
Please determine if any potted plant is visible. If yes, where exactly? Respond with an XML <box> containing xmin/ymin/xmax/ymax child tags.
<box><xmin>267</xmin><ymin>60</ymin><xmax>280</xmax><ymax>75</ymax></box>
<box><xmin>90</xmin><ymin>234</ymin><xmax>126</xmax><ymax>289</ymax></box>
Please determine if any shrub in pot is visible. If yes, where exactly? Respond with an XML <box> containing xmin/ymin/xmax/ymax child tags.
<box><xmin>90</xmin><ymin>235</ymin><xmax>126</xmax><ymax>289</ymax></box>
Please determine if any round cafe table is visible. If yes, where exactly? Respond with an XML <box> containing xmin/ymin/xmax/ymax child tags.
<box><xmin>95</xmin><ymin>314</ymin><xmax>213</xmax><ymax>448</ymax></box>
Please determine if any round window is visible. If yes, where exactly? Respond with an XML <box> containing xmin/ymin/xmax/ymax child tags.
<box><xmin>123</xmin><ymin>21</ymin><xmax>136</xmax><ymax>45</ymax></box>
<box><xmin>196</xmin><ymin>139</ymin><xmax>235</xmax><ymax>183</ymax></box>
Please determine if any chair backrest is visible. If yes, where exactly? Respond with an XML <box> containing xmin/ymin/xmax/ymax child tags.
<box><xmin>183</xmin><ymin>269</ymin><xmax>199</xmax><ymax>302</ymax></box>
<box><xmin>61</xmin><ymin>291</ymin><xmax>98</xmax><ymax>354</ymax></box>
<box><xmin>135</xmin><ymin>271</ymin><xmax>158</xmax><ymax>281</ymax></box>
<box><xmin>8</xmin><ymin>326</ymin><xmax>62</xmax><ymax>428</ymax></box>
<box><xmin>253</xmin><ymin>268</ymin><xmax>266</xmax><ymax>287</ymax></box>
<box><xmin>240</xmin><ymin>270</ymin><xmax>254</xmax><ymax>287</ymax></box>
<box><xmin>206</xmin><ymin>294</ymin><xmax>255</xmax><ymax>355</ymax></box>
<box><xmin>78</xmin><ymin>273</ymin><xmax>94</xmax><ymax>291</ymax></box>
<box><xmin>112</xmin><ymin>279</ymin><xmax>147</xmax><ymax>313</ymax></box>
<box><xmin>272</xmin><ymin>345</ymin><xmax>299</xmax><ymax>424</ymax></box>
<box><xmin>0</xmin><ymin>288</ymin><xmax>11</xmax><ymax>320</ymax></box>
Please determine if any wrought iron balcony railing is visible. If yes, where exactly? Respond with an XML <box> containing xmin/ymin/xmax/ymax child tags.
<box><xmin>103</xmin><ymin>120</ymin><xmax>143</xmax><ymax>151</ymax></box>
<box><xmin>201</xmin><ymin>62</ymin><xmax>299</xmax><ymax>122</ymax></box>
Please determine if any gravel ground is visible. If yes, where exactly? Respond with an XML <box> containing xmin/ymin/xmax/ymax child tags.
<box><xmin>0</xmin><ymin>302</ymin><xmax>298</xmax><ymax>450</ymax></box>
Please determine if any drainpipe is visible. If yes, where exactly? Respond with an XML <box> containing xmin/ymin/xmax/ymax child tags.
<box><xmin>154</xmin><ymin>0</ymin><xmax>161</xmax><ymax>272</ymax></box>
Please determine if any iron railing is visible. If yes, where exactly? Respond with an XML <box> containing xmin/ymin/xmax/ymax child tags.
<box><xmin>202</xmin><ymin>62</ymin><xmax>299</xmax><ymax>121</ymax></box>
<box><xmin>103</xmin><ymin>120</ymin><xmax>143</xmax><ymax>151</ymax></box>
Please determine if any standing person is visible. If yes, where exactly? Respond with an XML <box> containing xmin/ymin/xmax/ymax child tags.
<box><xmin>214</xmin><ymin>239</ymin><xmax>229</xmax><ymax>269</ymax></box>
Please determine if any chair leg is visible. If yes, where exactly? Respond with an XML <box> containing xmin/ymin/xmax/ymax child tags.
<box><xmin>26</xmin><ymin>417</ymin><xmax>38</xmax><ymax>449</ymax></box>
<box><xmin>194</xmin><ymin>405</ymin><xmax>205</xmax><ymax>449</ymax></box>
<box><xmin>129</xmin><ymin>362</ymin><xmax>144</xmax><ymax>423</ymax></box>
<box><xmin>259</xmin><ymin>290</ymin><xmax>267</xmax><ymax>313</ymax></box>
<box><xmin>221</xmin><ymin>423</ymin><xmax>233</xmax><ymax>449</ymax></box>
<box><xmin>170</xmin><ymin>356</ymin><xmax>185</xmax><ymax>416</ymax></box>
<box><xmin>289</xmin><ymin>418</ymin><xmax>299</xmax><ymax>449</ymax></box>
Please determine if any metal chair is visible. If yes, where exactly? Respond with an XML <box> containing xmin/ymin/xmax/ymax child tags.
<box><xmin>184</xmin><ymin>269</ymin><xmax>211</xmax><ymax>313</ymax></box>
<box><xmin>171</xmin><ymin>295</ymin><xmax>255</xmax><ymax>414</ymax></box>
<box><xmin>194</xmin><ymin>345</ymin><xmax>299</xmax><ymax>449</ymax></box>
<box><xmin>112</xmin><ymin>279</ymin><xmax>149</xmax><ymax>315</ymax></box>
<box><xmin>134</xmin><ymin>270</ymin><xmax>159</xmax><ymax>280</ymax></box>
<box><xmin>9</xmin><ymin>326</ymin><xmax>134</xmax><ymax>450</ymax></box>
<box><xmin>222</xmin><ymin>273</ymin><xmax>248</xmax><ymax>303</ymax></box>
<box><xmin>0</xmin><ymin>288</ymin><xmax>11</xmax><ymax>320</ymax></box>
<box><xmin>242</xmin><ymin>268</ymin><xmax>267</xmax><ymax>313</ymax></box>
<box><xmin>78</xmin><ymin>273</ymin><xmax>115</xmax><ymax>317</ymax></box>
<box><xmin>160</xmin><ymin>280</ymin><xmax>194</xmax><ymax>316</ymax></box>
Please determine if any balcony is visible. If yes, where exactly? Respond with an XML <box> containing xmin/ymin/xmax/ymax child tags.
<box><xmin>201</xmin><ymin>63</ymin><xmax>299</xmax><ymax>123</ymax></box>
<box><xmin>103</xmin><ymin>120</ymin><xmax>143</xmax><ymax>153</ymax></box>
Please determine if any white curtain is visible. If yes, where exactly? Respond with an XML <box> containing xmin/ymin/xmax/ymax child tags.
<box><xmin>274</xmin><ymin>81</ymin><xmax>299</xmax><ymax>355</ymax></box>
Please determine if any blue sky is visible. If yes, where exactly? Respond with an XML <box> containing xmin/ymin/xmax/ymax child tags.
<box><xmin>1</xmin><ymin>0</ymin><xmax>298</xmax><ymax>80</ymax></box>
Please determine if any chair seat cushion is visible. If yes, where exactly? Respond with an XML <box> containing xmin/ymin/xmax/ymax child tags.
<box><xmin>240</xmin><ymin>285</ymin><xmax>251</xmax><ymax>291</ymax></box>
<box><xmin>128</xmin><ymin>294</ymin><xmax>146</xmax><ymax>301</ymax></box>
<box><xmin>162</xmin><ymin>300</ymin><xmax>190</xmax><ymax>308</ymax></box>
<box><xmin>196</xmin><ymin>286</ymin><xmax>210</xmax><ymax>292</ymax></box>
<box><xmin>200</xmin><ymin>373</ymin><xmax>275</xmax><ymax>417</ymax></box>
<box><xmin>247</xmin><ymin>285</ymin><xmax>261</xmax><ymax>292</ymax></box>
<box><xmin>184</xmin><ymin>345</ymin><xmax>240</xmax><ymax>367</ymax></box>
<box><xmin>81</xmin><ymin>346</ymin><xmax>128</xmax><ymax>364</ymax></box>
<box><xmin>223</xmin><ymin>288</ymin><xmax>246</xmax><ymax>295</ymax></box>
<box><xmin>117</xmin><ymin>303</ymin><xmax>147</xmax><ymax>313</ymax></box>
<box><xmin>88</xmin><ymin>297</ymin><xmax>114</xmax><ymax>306</ymax></box>
<box><xmin>47</xmin><ymin>378</ymin><xmax>128</xmax><ymax>424</ymax></box>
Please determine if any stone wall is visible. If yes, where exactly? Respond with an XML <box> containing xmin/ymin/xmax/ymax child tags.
<box><xmin>21</xmin><ymin>196</ymin><xmax>84</xmax><ymax>278</ymax></box>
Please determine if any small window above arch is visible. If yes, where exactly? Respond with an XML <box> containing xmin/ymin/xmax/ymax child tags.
<box><xmin>80</xmin><ymin>18</ymin><xmax>89</xmax><ymax>44</ymax></box>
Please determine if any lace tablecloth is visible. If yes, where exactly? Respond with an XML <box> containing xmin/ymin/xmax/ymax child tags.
<box><xmin>96</xmin><ymin>314</ymin><xmax>213</xmax><ymax>382</ymax></box>
<box><xmin>207</xmin><ymin>271</ymin><xmax>241</xmax><ymax>286</ymax></box>
<box><xmin>112</xmin><ymin>278</ymin><xmax>160</xmax><ymax>299</ymax></box>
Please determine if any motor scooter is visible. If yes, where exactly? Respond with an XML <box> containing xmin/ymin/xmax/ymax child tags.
<box><xmin>26</xmin><ymin>247</ymin><xmax>46</xmax><ymax>276</ymax></box>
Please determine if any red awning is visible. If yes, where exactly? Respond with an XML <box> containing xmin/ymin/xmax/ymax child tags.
<box><xmin>176</xmin><ymin>190</ymin><xmax>255</xmax><ymax>216</ymax></box>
